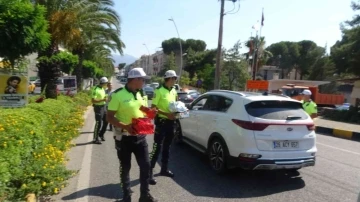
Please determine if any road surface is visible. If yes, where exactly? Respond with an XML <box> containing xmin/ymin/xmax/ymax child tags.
<box><xmin>51</xmin><ymin>79</ymin><xmax>360</xmax><ymax>202</ymax></box>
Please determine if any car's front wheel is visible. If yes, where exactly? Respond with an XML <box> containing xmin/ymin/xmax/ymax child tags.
<box><xmin>208</xmin><ymin>138</ymin><xmax>229</xmax><ymax>174</ymax></box>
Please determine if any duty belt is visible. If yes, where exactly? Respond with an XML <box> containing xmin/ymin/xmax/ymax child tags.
<box><xmin>113</xmin><ymin>127</ymin><xmax>131</xmax><ymax>141</ymax></box>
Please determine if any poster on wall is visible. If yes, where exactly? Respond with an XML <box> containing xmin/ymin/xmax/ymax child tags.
<box><xmin>0</xmin><ymin>73</ymin><xmax>28</xmax><ymax>108</ymax></box>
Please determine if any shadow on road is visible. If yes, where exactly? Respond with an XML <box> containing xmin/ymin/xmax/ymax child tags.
<box><xmin>75</xmin><ymin>142</ymin><xmax>93</xmax><ymax>146</ymax></box>
<box><xmin>61</xmin><ymin>180</ymin><xmax>140</xmax><ymax>201</ymax></box>
<box><xmin>155</xmin><ymin>143</ymin><xmax>306</xmax><ymax>199</ymax></box>
<box><xmin>80</xmin><ymin>131</ymin><xmax>93</xmax><ymax>134</ymax></box>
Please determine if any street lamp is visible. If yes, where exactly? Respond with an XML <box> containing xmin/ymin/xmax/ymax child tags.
<box><xmin>143</xmin><ymin>43</ymin><xmax>150</xmax><ymax>74</ymax></box>
<box><xmin>168</xmin><ymin>17</ymin><xmax>183</xmax><ymax>84</ymax></box>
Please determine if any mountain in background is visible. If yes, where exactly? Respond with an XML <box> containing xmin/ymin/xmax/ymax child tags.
<box><xmin>112</xmin><ymin>54</ymin><xmax>137</xmax><ymax>66</ymax></box>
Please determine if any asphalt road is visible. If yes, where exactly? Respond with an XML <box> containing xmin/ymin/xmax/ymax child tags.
<box><xmin>51</xmin><ymin>79</ymin><xmax>360</xmax><ymax>202</ymax></box>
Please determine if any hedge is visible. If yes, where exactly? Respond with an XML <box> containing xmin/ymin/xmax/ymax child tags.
<box><xmin>0</xmin><ymin>92</ymin><xmax>91</xmax><ymax>201</ymax></box>
<box><xmin>322</xmin><ymin>106</ymin><xmax>360</xmax><ymax>124</ymax></box>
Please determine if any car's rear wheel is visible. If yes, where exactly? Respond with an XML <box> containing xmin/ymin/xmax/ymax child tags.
<box><xmin>208</xmin><ymin>138</ymin><xmax>229</xmax><ymax>174</ymax></box>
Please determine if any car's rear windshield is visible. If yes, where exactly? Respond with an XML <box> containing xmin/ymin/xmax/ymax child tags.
<box><xmin>245</xmin><ymin>100</ymin><xmax>308</xmax><ymax>120</ymax></box>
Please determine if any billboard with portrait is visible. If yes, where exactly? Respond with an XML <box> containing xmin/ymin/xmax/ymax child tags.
<box><xmin>0</xmin><ymin>73</ymin><xmax>28</xmax><ymax>107</ymax></box>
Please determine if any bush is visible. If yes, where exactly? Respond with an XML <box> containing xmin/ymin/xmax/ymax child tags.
<box><xmin>322</xmin><ymin>106</ymin><xmax>360</xmax><ymax>124</ymax></box>
<box><xmin>0</xmin><ymin>92</ymin><xmax>91</xmax><ymax>201</ymax></box>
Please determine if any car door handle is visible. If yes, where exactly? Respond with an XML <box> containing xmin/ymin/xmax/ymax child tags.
<box><xmin>213</xmin><ymin>118</ymin><xmax>218</xmax><ymax>121</ymax></box>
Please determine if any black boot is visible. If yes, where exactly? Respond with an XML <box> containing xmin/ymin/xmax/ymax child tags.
<box><xmin>149</xmin><ymin>169</ymin><xmax>157</xmax><ymax>185</ymax></box>
<box><xmin>160</xmin><ymin>166</ymin><xmax>174</xmax><ymax>178</ymax></box>
<box><xmin>139</xmin><ymin>193</ymin><xmax>158</xmax><ymax>202</ymax></box>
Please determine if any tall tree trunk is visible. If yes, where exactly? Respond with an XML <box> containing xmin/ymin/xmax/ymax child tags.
<box><xmin>37</xmin><ymin>41</ymin><xmax>61</xmax><ymax>99</ymax></box>
<box><xmin>72</xmin><ymin>48</ymin><xmax>84</xmax><ymax>91</ymax></box>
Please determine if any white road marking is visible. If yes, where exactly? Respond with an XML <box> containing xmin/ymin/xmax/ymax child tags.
<box><xmin>317</xmin><ymin>142</ymin><xmax>360</xmax><ymax>156</ymax></box>
<box><xmin>75</xmin><ymin>122</ymin><xmax>95</xmax><ymax>202</ymax></box>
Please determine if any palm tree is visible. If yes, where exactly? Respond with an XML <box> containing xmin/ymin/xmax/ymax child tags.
<box><xmin>34</xmin><ymin>0</ymin><xmax>124</xmax><ymax>97</ymax></box>
<box><xmin>62</xmin><ymin>0</ymin><xmax>124</xmax><ymax>89</ymax></box>
<box><xmin>244</xmin><ymin>36</ymin><xmax>273</xmax><ymax>78</ymax></box>
<box><xmin>84</xmin><ymin>42</ymin><xmax>116</xmax><ymax>79</ymax></box>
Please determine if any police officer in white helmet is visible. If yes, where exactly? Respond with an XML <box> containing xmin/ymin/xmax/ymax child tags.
<box><xmin>91</xmin><ymin>77</ymin><xmax>109</xmax><ymax>144</ymax></box>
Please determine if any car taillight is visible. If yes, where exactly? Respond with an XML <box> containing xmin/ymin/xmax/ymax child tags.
<box><xmin>231</xmin><ymin>119</ymin><xmax>315</xmax><ymax>132</ymax></box>
<box><xmin>231</xmin><ymin>119</ymin><xmax>269</xmax><ymax>131</ymax></box>
<box><xmin>307</xmin><ymin>124</ymin><xmax>315</xmax><ymax>131</ymax></box>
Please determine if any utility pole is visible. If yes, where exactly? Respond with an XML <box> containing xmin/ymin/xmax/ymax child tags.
<box><xmin>214</xmin><ymin>0</ymin><xmax>225</xmax><ymax>89</ymax></box>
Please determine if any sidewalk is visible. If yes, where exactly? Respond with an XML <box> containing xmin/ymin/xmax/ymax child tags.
<box><xmin>315</xmin><ymin>117</ymin><xmax>360</xmax><ymax>141</ymax></box>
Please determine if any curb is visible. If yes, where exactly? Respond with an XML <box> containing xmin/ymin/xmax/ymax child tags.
<box><xmin>316</xmin><ymin>126</ymin><xmax>360</xmax><ymax>142</ymax></box>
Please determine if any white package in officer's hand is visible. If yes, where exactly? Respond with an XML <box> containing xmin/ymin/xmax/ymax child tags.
<box><xmin>169</xmin><ymin>101</ymin><xmax>189</xmax><ymax>119</ymax></box>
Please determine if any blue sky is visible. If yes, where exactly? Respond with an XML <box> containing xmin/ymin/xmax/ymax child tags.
<box><xmin>114</xmin><ymin>0</ymin><xmax>354</xmax><ymax>58</ymax></box>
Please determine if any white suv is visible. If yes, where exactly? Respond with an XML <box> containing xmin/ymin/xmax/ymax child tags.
<box><xmin>176</xmin><ymin>90</ymin><xmax>317</xmax><ymax>173</ymax></box>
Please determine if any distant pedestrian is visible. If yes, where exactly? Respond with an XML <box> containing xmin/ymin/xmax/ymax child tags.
<box><xmin>301</xmin><ymin>89</ymin><xmax>318</xmax><ymax>119</ymax></box>
<box><xmin>91</xmin><ymin>77</ymin><xmax>109</xmax><ymax>144</ymax></box>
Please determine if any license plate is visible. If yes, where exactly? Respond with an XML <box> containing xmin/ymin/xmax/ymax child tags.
<box><xmin>273</xmin><ymin>140</ymin><xmax>299</xmax><ymax>149</ymax></box>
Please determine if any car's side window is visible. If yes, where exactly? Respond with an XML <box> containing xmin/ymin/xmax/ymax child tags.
<box><xmin>203</xmin><ymin>95</ymin><xmax>233</xmax><ymax>112</ymax></box>
<box><xmin>219</xmin><ymin>97</ymin><xmax>233</xmax><ymax>112</ymax></box>
<box><xmin>190</xmin><ymin>96</ymin><xmax>208</xmax><ymax>110</ymax></box>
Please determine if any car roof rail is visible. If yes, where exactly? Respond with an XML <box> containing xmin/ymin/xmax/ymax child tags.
<box><xmin>263</xmin><ymin>92</ymin><xmax>290</xmax><ymax>98</ymax></box>
<box><xmin>208</xmin><ymin>90</ymin><xmax>246</xmax><ymax>96</ymax></box>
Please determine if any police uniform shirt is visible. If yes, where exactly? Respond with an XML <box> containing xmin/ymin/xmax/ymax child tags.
<box><xmin>301</xmin><ymin>100</ymin><xmax>317</xmax><ymax>116</ymax></box>
<box><xmin>139</xmin><ymin>89</ymin><xmax>148</xmax><ymax>107</ymax></box>
<box><xmin>152</xmin><ymin>84</ymin><xmax>177</xmax><ymax>119</ymax></box>
<box><xmin>92</xmin><ymin>86</ymin><xmax>106</xmax><ymax>105</ymax></box>
<box><xmin>108</xmin><ymin>85</ymin><xmax>145</xmax><ymax>126</ymax></box>
<box><xmin>105</xmin><ymin>90</ymin><xmax>114</xmax><ymax>111</ymax></box>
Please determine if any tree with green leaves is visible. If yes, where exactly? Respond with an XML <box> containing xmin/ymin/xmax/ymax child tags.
<box><xmin>82</xmin><ymin>60</ymin><xmax>103</xmax><ymax>79</ymax></box>
<box><xmin>161</xmin><ymin>38</ymin><xmax>206</xmax><ymax>55</ymax></box>
<box><xmin>0</xmin><ymin>0</ymin><xmax>50</xmax><ymax>68</ymax></box>
<box><xmin>35</xmin><ymin>0</ymin><xmax>124</xmax><ymax>98</ymax></box>
<box><xmin>331</xmin><ymin>0</ymin><xmax>360</xmax><ymax>76</ymax></box>
<box><xmin>196</xmin><ymin>64</ymin><xmax>215</xmax><ymax>90</ymax></box>
<box><xmin>244</xmin><ymin>36</ymin><xmax>272</xmax><ymax>76</ymax></box>
<box><xmin>266</xmin><ymin>41</ymin><xmax>300</xmax><ymax>78</ymax></box>
<box><xmin>159</xmin><ymin>52</ymin><xmax>176</xmax><ymax>76</ymax></box>
<box><xmin>183</xmin><ymin>48</ymin><xmax>216</xmax><ymax>78</ymax></box>
<box><xmin>221</xmin><ymin>41</ymin><xmax>250</xmax><ymax>90</ymax></box>
<box><xmin>180</xmin><ymin>71</ymin><xmax>191</xmax><ymax>85</ymax></box>
<box><xmin>118</xmin><ymin>63</ymin><xmax>126</xmax><ymax>70</ymax></box>
<box><xmin>266</xmin><ymin>40</ymin><xmax>329</xmax><ymax>80</ymax></box>
<box><xmin>56</xmin><ymin>51</ymin><xmax>79</xmax><ymax>74</ymax></box>
<box><xmin>296</xmin><ymin>40</ymin><xmax>325</xmax><ymax>79</ymax></box>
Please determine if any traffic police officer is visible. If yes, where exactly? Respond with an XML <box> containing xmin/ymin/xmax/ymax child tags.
<box><xmin>149</xmin><ymin>70</ymin><xmax>178</xmax><ymax>185</ymax></box>
<box><xmin>91</xmin><ymin>77</ymin><xmax>109</xmax><ymax>144</ymax></box>
<box><xmin>301</xmin><ymin>89</ymin><xmax>318</xmax><ymax>119</ymax></box>
<box><xmin>107</xmin><ymin>67</ymin><xmax>158</xmax><ymax>202</ymax></box>
<box><xmin>104</xmin><ymin>82</ymin><xmax>114</xmax><ymax>132</ymax></box>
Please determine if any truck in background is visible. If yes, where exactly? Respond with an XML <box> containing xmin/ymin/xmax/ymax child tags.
<box><xmin>246</xmin><ymin>79</ymin><xmax>345</xmax><ymax>108</ymax></box>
